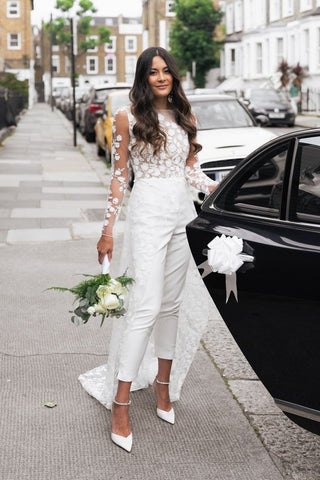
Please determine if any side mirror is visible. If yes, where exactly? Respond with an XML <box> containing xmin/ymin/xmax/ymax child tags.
<box><xmin>255</xmin><ymin>114</ymin><xmax>269</xmax><ymax>126</ymax></box>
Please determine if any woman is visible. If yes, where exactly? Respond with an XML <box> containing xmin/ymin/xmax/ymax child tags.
<box><xmin>80</xmin><ymin>47</ymin><xmax>218</xmax><ymax>452</ymax></box>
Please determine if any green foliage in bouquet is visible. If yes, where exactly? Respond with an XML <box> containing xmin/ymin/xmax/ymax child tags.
<box><xmin>48</xmin><ymin>272</ymin><xmax>134</xmax><ymax>326</ymax></box>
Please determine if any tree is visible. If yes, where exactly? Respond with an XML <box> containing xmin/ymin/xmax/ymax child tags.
<box><xmin>169</xmin><ymin>0</ymin><xmax>223</xmax><ymax>88</ymax></box>
<box><xmin>45</xmin><ymin>0</ymin><xmax>110</xmax><ymax>59</ymax></box>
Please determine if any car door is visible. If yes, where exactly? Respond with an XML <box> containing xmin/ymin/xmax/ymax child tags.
<box><xmin>186</xmin><ymin>131</ymin><xmax>320</xmax><ymax>435</ymax></box>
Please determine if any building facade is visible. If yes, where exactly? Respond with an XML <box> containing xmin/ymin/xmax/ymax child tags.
<box><xmin>0</xmin><ymin>0</ymin><xmax>34</xmax><ymax>79</ymax></box>
<box><xmin>142</xmin><ymin>0</ymin><xmax>176</xmax><ymax>50</ymax></box>
<box><xmin>40</xmin><ymin>15</ymin><xmax>142</xmax><ymax>97</ymax></box>
<box><xmin>221</xmin><ymin>0</ymin><xmax>320</xmax><ymax>92</ymax></box>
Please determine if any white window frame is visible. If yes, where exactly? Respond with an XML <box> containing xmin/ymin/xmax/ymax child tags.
<box><xmin>86</xmin><ymin>56</ymin><xmax>98</xmax><ymax>74</ymax></box>
<box><xmin>105</xmin><ymin>55</ymin><xmax>116</xmax><ymax>74</ymax></box>
<box><xmin>7</xmin><ymin>33</ymin><xmax>21</xmax><ymax>50</ymax></box>
<box><xmin>125</xmin><ymin>55</ymin><xmax>137</xmax><ymax>75</ymax></box>
<box><xmin>125</xmin><ymin>36</ymin><xmax>137</xmax><ymax>53</ymax></box>
<box><xmin>86</xmin><ymin>36</ymin><xmax>98</xmax><ymax>53</ymax></box>
<box><xmin>7</xmin><ymin>1</ymin><xmax>20</xmax><ymax>17</ymax></box>
<box><xmin>303</xmin><ymin>29</ymin><xmax>310</xmax><ymax>66</ymax></box>
<box><xmin>104</xmin><ymin>35</ymin><xmax>116</xmax><ymax>52</ymax></box>
<box><xmin>300</xmin><ymin>0</ymin><xmax>312</xmax><ymax>11</ymax></box>
<box><xmin>282</xmin><ymin>0</ymin><xmax>294</xmax><ymax>17</ymax></box>
<box><xmin>52</xmin><ymin>44</ymin><xmax>60</xmax><ymax>52</ymax></box>
<box><xmin>166</xmin><ymin>0</ymin><xmax>176</xmax><ymax>17</ymax></box>
<box><xmin>52</xmin><ymin>55</ymin><xmax>60</xmax><ymax>73</ymax></box>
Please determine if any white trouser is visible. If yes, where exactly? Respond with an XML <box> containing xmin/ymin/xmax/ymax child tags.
<box><xmin>117</xmin><ymin>177</ymin><xmax>195</xmax><ymax>382</ymax></box>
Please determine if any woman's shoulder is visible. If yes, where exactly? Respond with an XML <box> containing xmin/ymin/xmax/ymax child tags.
<box><xmin>115</xmin><ymin>105</ymin><xmax>135</xmax><ymax>126</ymax></box>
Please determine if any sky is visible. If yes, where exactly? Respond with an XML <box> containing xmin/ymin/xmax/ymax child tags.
<box><xmin>31</xmin><ymin>0</ymin><xmax>142</xmax><ymax>25</ymax></box>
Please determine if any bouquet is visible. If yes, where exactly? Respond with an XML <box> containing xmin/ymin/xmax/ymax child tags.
<box><xmin>48</xmin><ymin>271</ymin><xmax>134</xmax><ymax>327</ymax></box>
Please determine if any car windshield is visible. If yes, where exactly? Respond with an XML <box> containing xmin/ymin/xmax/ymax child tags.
<box><xmin>190</xmin><ymin>99</ymin><xmax>255</xmax><ymax>130</ymax></box>
<box><xmin>250</xmin><ymin>90</ymin><xmax>287</xmax><ymax>102</ymax></box>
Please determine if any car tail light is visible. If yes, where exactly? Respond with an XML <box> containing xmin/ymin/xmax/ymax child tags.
<box><xmin>88</xmin><ymin>103</ymin><xmax>102</xmax><ymax>114</ymax></box>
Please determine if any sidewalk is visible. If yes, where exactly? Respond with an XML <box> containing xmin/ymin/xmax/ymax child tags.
<box><xmin>0</xmin><ymin>104</ymin><xmax>319</xmax><ymax>480</ymax></box>
<box><xmin>295</xmin><ymin>113</ymin><xmax>320</xmax><ymax>129</ymax></box>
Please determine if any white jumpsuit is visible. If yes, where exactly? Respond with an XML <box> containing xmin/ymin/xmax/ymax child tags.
<box><xmin>79</xmin><ymin>106</ymin><xmax>216</xmax><ymax>406</ymax></box>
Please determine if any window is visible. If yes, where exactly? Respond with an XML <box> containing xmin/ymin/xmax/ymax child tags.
<box><xmin>226</xmin><ymin>3</ymin><xmax>234</xmax><ymax>34</ymax></box>
<box><xmin>234</xmin><ymin>1</ymin><xmax>243</xmax><ymax>32</ymax></box>
<box><xmin>86</xmin><ymin>36</ymin><xmax>98</xmax><ymax>52</ymax></box>
<box><xmin>7</xmin><ymin>1</ymin><xmax>20</xmax><ymax>17</ymax></box>
<box><xmin>125</xmin><ymin>56</ymin><xmax>137</xmax><ymax>75</ymax></box>
<box><xmin>7</xmin><ymin>33</ymin><xmax>21</xmax><ymax>50</ymax></box>
<box><xmin>303</xmin><ymin>29</ymin><xmax>310</xmax><ymax>66</ymax></box>
<box><xmin>52</xmin><ymin>55</ymin><xmax>60</xmax><ymax>73</ymax></box>
<box><xmin>215</xmin><ymin>143</ymin><xmax>289</xmax><ymax>218</ymax></box>
<box><xmin>230</xmin><ymin>48</ymin><xmax>236</xmax><ymax>75</ymax></box>
<box><xmin>277</xmin><ymin>37</ymin><xmax>284</xmax><ymax>66</ymax></box>
<box><xmin>104</xmin><ymin>36</ymin><xmax>116</xmax><ymax>52</ymax></box>
<box><xmin>65</xmin><ymin>56</ymin><xmax>70</xmax><ymax>74</ymax></box>
<box><xmin>105</xmin><ymin>55</ymin><xmax>116</xmax><ymax>74</ymax></box>
<box><xmin>52</xmin><ymin>44</ymin><xmax>59</xmax><ymax>52</ymax></box>
<box><xmin>166</xmin><ymin>0</ymin><xmax>176</xmax><ymax>16</ymax></box>
<box><xmin>295</xmin><ymin>137</ymin><xmax>320</xmax><ymax>222</ymax></box>
<box><xmin>270</xmin><ymin>0</ymin><xmax>280</xmax><ymax>21</ymax></box>
<box><xmin>256</xmin><ymin>43</ymin><xmax>263</xmax><ymax>74</ymax></box>
<box><xmin>283</xmin><ymin>0</ymin><xmax>294</xmax><ymax>17</ymax></box>
<box><xmin>86</xmin><ymin>56</ymin><xmax>98</xmax><ymax>74</ymax></box>
<box><xmin>300</xmin><ymin>0</ymin><xmax>312</xmax><ymax>11</ymax></box>
<box><xmin>125</xmin><ymin>36</ymin><xmax>137</xmax><ymax>53</ymax></box>
<box><xmin>318</xmin><ymin>28</ymin><xmax>320</xmax><ymax>68</ymax></box>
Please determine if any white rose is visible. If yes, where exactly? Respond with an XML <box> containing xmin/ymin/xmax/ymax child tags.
<box><xmin>94</xmin><ymin>302</ymin><xmax>107</xmax><ymax>314</ymax></box>
<box><xmin>87</xmin><ymin>306</ymin><xmax>96</xmax><ymax>315</ymax></box>
<box><xmin>96</xmin><ymin>285</ymin><xmax>111</xmax><ymax>298</ymax></box>
<box><xmin>108</xmin><ymin>279</ymin><xmax>122</xmax><ymax>295</ymax></box>
<box><xmin>101</xmin><ymin>293</ymin><xmax>120</xmax><ymax>310</ymax></box>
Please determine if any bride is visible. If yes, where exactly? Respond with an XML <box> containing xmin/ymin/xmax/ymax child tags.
<box><xmin>79</xmin><ymin>46</ymin><xmax>218</xmax><ymax>453</ymax></box>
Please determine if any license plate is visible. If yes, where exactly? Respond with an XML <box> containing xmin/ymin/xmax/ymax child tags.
<box><xmin>269</xmin><ymin>113</ymin><xmax>285</xmax><ymax>119</ymax></box>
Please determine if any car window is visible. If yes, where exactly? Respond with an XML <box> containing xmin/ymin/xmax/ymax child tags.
<box><xmin>110</xmin><ymin>94</ymin><xmax>129</xmax><ymax>116</ymax></box>
<box><xmin>214</xmin><ymin>142</ymin><xmax>289</xmax><ymax>218</ymax></box>
<box><xmin>190</xmin><ymin>99</ymin><xmax>254</xmax><ymax>129</ymax></box>
<box><xmin>294</xmin><ymin>137</ymin><xmax>320</xmax><ymax>224</ymax></box>
<box><xmin>250</xmin><ymin>89</ymin><xmax>287</xmax><ymax>103</ymax></box>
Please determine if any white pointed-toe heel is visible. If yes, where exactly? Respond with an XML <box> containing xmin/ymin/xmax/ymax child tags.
<box><xmin>156</xmin><ymin>406</ymin><xmax>175</xmax><ymax>424</ymax></box>
<box><xmin>155</xmin><ymin>378</ymin><xmax>175</xmax><ymax>425</ymax></box>
<box><xmin>111</xmin><ymin>399</ymin><xmax>133</xmax><ymax>452</ymax></box>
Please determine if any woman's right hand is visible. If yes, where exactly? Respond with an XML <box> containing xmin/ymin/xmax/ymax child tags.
<box><xmin>97</xmin><ymin>235</ymin><xmax>113</xmax><ymax>264</ymax></box>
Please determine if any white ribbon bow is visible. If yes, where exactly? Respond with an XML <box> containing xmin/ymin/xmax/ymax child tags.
<box><xmin>197</xmin><ymin>234</ymin><xmax>253</xmax><ymax>303</ymax></box>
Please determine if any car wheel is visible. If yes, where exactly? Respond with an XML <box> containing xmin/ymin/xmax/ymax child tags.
<box><xmin>105</xmin><ymin>141</ymin><xmax>111</xmax><ymax>164</ymax></box>
<box><xmin>85</xmin><ymin>130</ymin><xmax>95</xmax><ymax>142</ymax></box>
<box><xmin>96</xmin><ymin>137</ymin><xmax>105</xmax><ymax>156</ymax></box>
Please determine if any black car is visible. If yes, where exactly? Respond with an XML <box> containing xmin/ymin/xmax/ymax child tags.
<box><xmin>186</xmin><ymin>128</ymin><xmax>320</xmax><ymax>435</ymax></box>
<box><xmin>242</xmin><ymin>88</ymin><xmax>296</xmax><ymax>127</ymax></box>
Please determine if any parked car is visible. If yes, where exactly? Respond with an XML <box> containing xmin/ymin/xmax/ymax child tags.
<box><xmin>95</xmin><ymin>90</ymin><xmax>130</xmax><ymax>162</ymax></box>
<box><xmin>187</xmin><ymin>94</ymin><xmax>276</xmax><ymax>203</ymax></box>
<box><xmin>241</xmin><ymin>88</ymin><xmax>296</xmax><ymax>127</ymax></box>
<box><xmin>78</xmin><ymin>84</ymin><xmax>130</xmax><ymax>142</ymax></box>
<box><xmin>186</xmin><ymin>128</ymin><xmax>320</xmax><ymax>436</ymax></box>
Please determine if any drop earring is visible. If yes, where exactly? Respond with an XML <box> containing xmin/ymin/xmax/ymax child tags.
<box><xmin>168</xmin><ymin>92</ymin><xmax>173</xmax><ymax>103</ymax></box>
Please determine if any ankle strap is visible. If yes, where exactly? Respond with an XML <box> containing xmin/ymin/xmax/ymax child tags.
<box><xmin>113</xmin><ymin>399</ymin><xmax>131</xmax><ymax>406</ymax></box>
<box><xmin>156</xmin><ymin>378</ymin><xmax>170</xmax><ymax>385</ymax></box>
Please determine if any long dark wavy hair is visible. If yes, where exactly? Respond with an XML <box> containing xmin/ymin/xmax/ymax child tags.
<box><xmin>129</xmin><ymin>47</ymin><xmax>202</xmax><ymax>155</ymax></box>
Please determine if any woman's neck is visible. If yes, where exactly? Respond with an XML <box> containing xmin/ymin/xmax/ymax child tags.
<box><xmin>152</xmin><ymin>98</ymin><xmax>170</xmax><ymax>111</ymax></box>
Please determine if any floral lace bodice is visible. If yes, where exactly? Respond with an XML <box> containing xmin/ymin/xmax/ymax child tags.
<box><xmin>102</xmin><ymin>106</ymin><xmax>217</xmax><ymax>235</ymax></box>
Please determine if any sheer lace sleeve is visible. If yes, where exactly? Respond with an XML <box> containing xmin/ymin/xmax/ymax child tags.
<box><xmin>185</xmin><ymin>146</ymin><xmax>218</xmax><ymax>195</ymax></box>
<box><xmin>102</xmin><ymin>109</ymin><xmax>130</xmax><ymax>236</ymax></box>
